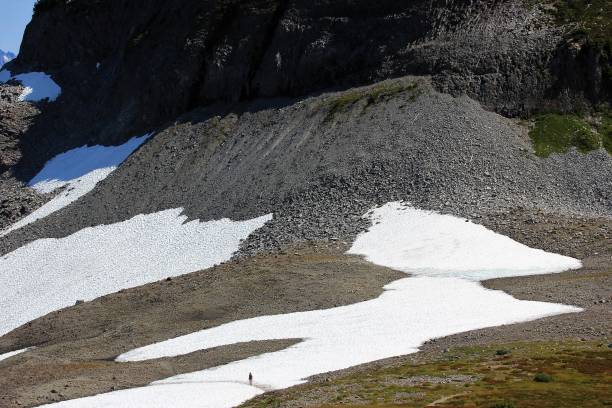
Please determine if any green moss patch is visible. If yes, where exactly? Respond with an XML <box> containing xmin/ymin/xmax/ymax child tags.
<box><xmin>241</xmin><ymin>341</ymin><xmax>612</xmax><ymax>408</ymax></box>
<box><xmin>550</xmin><ymin>0</ymin><xmax>612</xmax><ymax>47</ymax></box>
<box><xmin>531</xmin><ymin>1</ymin><xmax>611</xmax><ymax>90</ymax></box>
<box><xmin>321</xmin><ymin>80</ymin><xmax>420</xmax><ymax>121</ymax></box>
<box><xmin>601</xmin><ymin>114</ymin><xmax>612</xmax><ymax>153</ymax></box>
<box><xmin>529</xmin><ymin>113</ymin><xmax>610</xmax><ymax>157</ymax></box>
<box><xmin>534</xmin><ymin>372</ymin><xmax>554</xmax><ymax>382</ymax></box>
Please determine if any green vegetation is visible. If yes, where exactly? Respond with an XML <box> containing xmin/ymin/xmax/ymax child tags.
<box><xmin>601</xmin><ymin>113</ymin><xmax>612</xmax><ymax>153</ymax></box>
<box><xmin>529</xmin><ymin>113</ymin><xmax>611</xmax><ymax>157</ymax></box>
<box><xmin>321</xmin><ymin>80</ymin><xmax>420</xmax><ymax>121</ymax></box>
<box><xmin>243</xmin><ymin>341</ymin><xmax>612</xmax><ymax>408</ymax></box>
<box><xmin>491</xmin><ymin>402</ymin><xmax>516</xmax><ymax>408</ymax></box>
<box><xmin>527</xmin><ymin>1</ymin><xmax>611</xmax><ymax>47</ymax></box>
<box><xmin>33</xmin><ymin>0</ymin><xmax>64</xmax><ymax>14</ymax></box>
<box><xmin>549</xmin><ymin>0</ymin><xmax>611</xmax><ymax>47</ymax></box>
<box><xmin>534</xmin><ymin>372</ymin><xmax>554</xmax><ymax>383</ymax></box>
<box><xmin>495</xmin><ymin>349</ymin><xmax>511</xmax><ymax>356</ymax></box>
<box><xmin>532</xmin><ymin>1</ymin><xmax>611</xmax><ymax>86</ymax></box>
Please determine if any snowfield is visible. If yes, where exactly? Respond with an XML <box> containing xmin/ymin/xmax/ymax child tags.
<box><xmin>0</xmin><ymin>210</ymin><xmax>272</xmax><ymax>336</ymax></box>
<box><xmin>348</xmin><ymin>202</ymin><xmax>582</xmax><ymax>279</ymax></box>
<box><xmin>42</xmin><ymin>202</ymin><xmax>583</xmax><ymax>408</ymax></box>
<box><xmin>0</xmin><ymin>70</ymin><xmax>61</xmax><ymax>101</ymax></box>
<box><xmin>1</xmin><ymin>134</ymin><xmax>150</xmax><ymax>236</ymax></box>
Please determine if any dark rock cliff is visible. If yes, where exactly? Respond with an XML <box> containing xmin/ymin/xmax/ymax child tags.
<box><xmin>5</xmin><ymin>0</ymin><xmax>609</xmax><ymax>177</ymax></box>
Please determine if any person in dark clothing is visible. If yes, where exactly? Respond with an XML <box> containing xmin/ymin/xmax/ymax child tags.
<box><xmin>249</xmin><ymin>372</ymin><xmax>253</xmax><ymax>385</ymax></box>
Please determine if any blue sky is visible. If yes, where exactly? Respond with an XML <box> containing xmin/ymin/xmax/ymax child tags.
<box><xmin>0</xmin><ymin>0</ymin><xmax>36</xmax><ymax>53</ymax></box>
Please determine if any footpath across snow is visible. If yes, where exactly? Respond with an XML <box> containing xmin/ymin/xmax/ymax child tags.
<box><xmin>1</xmin><ymin>134</ymin><xmax>150</xmax><ymax>236</ymax></box>
<box><xmin>0</xmin><ymin>210</ymin><xmax>272</xmax><ymax>336</ymax></box>
<box><xmin>42</xmin><ymin>202</ymin><xmax>583</xmax><ymax>408</ymax></box>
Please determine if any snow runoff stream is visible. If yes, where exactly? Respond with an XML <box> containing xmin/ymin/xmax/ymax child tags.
<box><xmin>42</xmin><ymin>202</ymin><xmax>583</xmax><ymax>408</ymax></box>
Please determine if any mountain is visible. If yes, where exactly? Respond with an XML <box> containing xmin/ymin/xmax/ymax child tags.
<box><xmin>0</xmin><ymin>49</ymin><xmax>15</xmax><ymax>68</ymax></box>
<box><xmin>0</xmin><ymin>1</ymin><xmax>610</xmax><ymax>407</ymax></box>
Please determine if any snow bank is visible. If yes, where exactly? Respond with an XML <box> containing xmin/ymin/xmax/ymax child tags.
<box><xmin>44</xmin><ymin>203</ymin><xmax>583</xmax><ymax>408</ymax></box>
<box><xmin>28</xmin><ymin>135</ymin><xmax>150</xmax><ymax>193</ymax></box>
<box><xmin>47</xmin><ymin>277</ymin><xmax>580</xmax><ymax>408</ymax></box>
<box><xmin>0</xmin><ymin>210</ymin><xmax>272</xmax><ymax>336</ymax></box>
<box><xmin>0</xmin><ymin>69</ymin><xmax>61</xmax><ymax>101</ymax></box>
<box><xmin>1</xmin><ymin>134</ymin><xmax>150</xmax><ymax>236</ymax></box>
<box><xmin>348</xmin><ymin>202</ymin><xmax>582</xmax><ymax>280</ymax></box>
<box><xmin>0</xmin><ymin>347</ymin><xmax>32</xmax><ymax>362</ymax></box>
<box><xmin>117</xmin><ymin>277</ymin><xmax>579</xmax><ymax>364</ymax></box>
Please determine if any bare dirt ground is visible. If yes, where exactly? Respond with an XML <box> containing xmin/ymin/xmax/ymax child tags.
<box><xmin>0</xmin><ymin>246</ymin><xmax>402</xmax><ymax>407</ymax></box>
<box><xmin>0</xmin><ymin>210</ymin><xmax>609</xmax><ymax>407</ymax></box>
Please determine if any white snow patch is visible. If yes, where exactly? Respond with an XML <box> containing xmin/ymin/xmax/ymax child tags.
<box><xmin>348</xmin><ymin>202</ymin><xmax>582</xmax><ymax>280</ymax></box>
<box><xmin>0</xmin><ymin>69</ymin><xmax>10</xmax><ymax>82</ymax></box>
<box><xmin>43</xmin><ymin>202</ymin><xmax>583</xmax><ymax>408</ymax></box>
<box><xmin>0</xmin><ymin>347</ymin><xmax>32</xmax><ymax>362</ymax></box>
<box><xmin>1</xmin><ymin>134</ymin><xmax>150</xmax><ymax>236</ymax></box>
<box><xmin>0</xmin><ymin>210</ymin><xmax>272</xmax><ymax>336</ymax></box>
<box><xmin>0</xmin><ymin>70</ymin><xmax>62</xmax><ymax>102</ymax></box>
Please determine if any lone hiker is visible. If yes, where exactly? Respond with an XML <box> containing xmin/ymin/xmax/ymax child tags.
<box><xmin>249</xmin><ymin>372</ymin><xmax>253</xmax><ymax>385</ymax></box>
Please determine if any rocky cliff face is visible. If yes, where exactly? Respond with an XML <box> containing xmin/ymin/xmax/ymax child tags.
<box><xmin>0</xmin><ymin>0</ymin><xmax>610</xmax><ymax>249</ymax></box>
<box><xmin>6</xmin><ymin>0</ymin><xmax>609</xmax><ymax>178</ymax></box>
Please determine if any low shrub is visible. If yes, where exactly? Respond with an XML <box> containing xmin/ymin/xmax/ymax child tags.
<box><xmin>529</xmin><ymin>113</ymin><xmax>602</xmax><ymax>157</ymax></box>
<box><xmin>491</xmin><ymin>402</ymin><xmax>515</xmax><ymax>408</ymax></box>
<box><xmin>601</xmin><ymin>114</ymin><xmax>612</xmax><ymax>153</ymax></box>
<box><xmin>551</xmin><ymin>0</ymin><xmax>611</xmax><ymax>47</ymax></box>
<box><xmin>534</xmin><ymin>372</ymin><xmax>554</xmax><ymax>383</ymax></box>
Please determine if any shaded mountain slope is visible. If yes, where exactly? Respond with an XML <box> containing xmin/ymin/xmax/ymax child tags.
<box><xmin>4</xmin><ymin>0</ymin><xmax>610</xmax><ymax>179</ymax></box>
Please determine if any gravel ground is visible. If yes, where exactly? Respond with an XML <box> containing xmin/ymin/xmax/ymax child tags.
<box><xmin>1</xmin><ymin>78</ymin><xmax>610</xmax><ymax>256</ymax></box>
